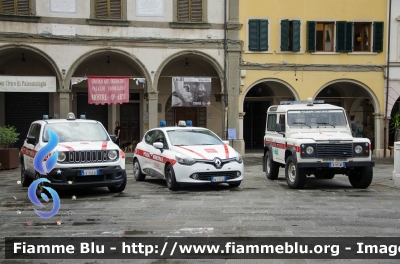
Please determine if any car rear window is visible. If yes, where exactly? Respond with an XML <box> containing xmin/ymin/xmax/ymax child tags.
<box><xmin>42</xmin><ymin>122</ymin><xmax>109</xmax><ymax>142</ymax></box>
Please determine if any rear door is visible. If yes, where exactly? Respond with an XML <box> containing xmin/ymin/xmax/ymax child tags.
<box><xmin>23</xmin><ymin>123</ymin><xmax>41</xmax><ymax>174</ymax></box>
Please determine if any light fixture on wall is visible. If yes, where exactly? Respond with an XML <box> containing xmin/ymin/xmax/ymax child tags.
<box><xmin>107</xmin><ymin>56</ymin><xmax>110</xmax><ymax>67</ymax></box>
<box><xmin>185</xmin><ymin>58</ymin><xmax>189</xmax><ymax>69</ymax></box>
<box><xmin>21</xmin><ymin>53</ymin><xmax>25</xmax><ymax>64</ymax></box>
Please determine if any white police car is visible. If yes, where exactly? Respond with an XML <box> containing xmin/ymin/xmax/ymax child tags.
<box><xmin>133</xmin><ymin>121</ymin><xmax>244</xmax><ymax>190</ymax></box>
<box><xmin>20</xmin><ymin>113</ymin><xmax>126</xmax><ymax>194</ymax></box>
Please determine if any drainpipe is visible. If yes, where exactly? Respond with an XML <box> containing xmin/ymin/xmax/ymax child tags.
<box><xmin>223</xmin><ymin>0</ymin><xmax>228</xmax><ymax>140</ymax></box>
<box><xmin>384</xmin><ymin>0</ymin><xmax>392</xmax><ymax>157</ymax></box>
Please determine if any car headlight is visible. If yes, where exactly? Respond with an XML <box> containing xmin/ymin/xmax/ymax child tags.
<box><xmin>306</xmin><ymin>146</ymin><xmax>314</xmax><ymax>155</ymax></box>
<box><xmin>57</xmin><ymin>152</ymin><xmax>66</xmax><ymax>162</ymax></box>
<box><xmin>175</xmin><ymin>153</ymin><xmax>195</xmax><ymax>165</ymax></box>
<box><xmin>108</xmin><ymin>150</ymin><xmax>118</xmax><ymax>160</ymax></box>
<box><xmin>236</xmin><ymin>152</ymin><xmax>243</xmax><ymax>163</ymax></box>
<box><xmin>355</xmin><ymin>145</ymin><xmax>363</xmax><ymax>154</ymax></box>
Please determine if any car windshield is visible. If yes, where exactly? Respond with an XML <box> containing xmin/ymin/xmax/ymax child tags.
<box><xmin>287</xmin><ymin>109</ymin><xmax>347</xmax><ymax>128</ymax></box>
<box><xmin>42</xmin><ymin>122</ymin><xmax>109</xmax><ymax>142</ymax></box>
<box><xmin>167</xmin><ymin>129</ymin><xmax>223</xmax><ymax>146</ymax></box>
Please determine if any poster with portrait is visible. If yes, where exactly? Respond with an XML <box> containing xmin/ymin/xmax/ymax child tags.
<box><xmin>171</xmin><ymin>77</ymin><xmax>212</xmax><ymax>107</ymax></box>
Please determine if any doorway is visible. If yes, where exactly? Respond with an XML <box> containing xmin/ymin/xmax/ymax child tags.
<box><xmin>120</xmin><ymin>103</ymin><xmax>140</xmax><ymax>143</ymax></box>
<box><xmin>175</xmin><ymin>107</ymin><xmax>198</xmax><ymax>126</ymax></box>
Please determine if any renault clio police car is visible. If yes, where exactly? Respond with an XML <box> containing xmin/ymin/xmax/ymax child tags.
<box><xmin>20</xmin><ymin>113</ymin><xmax>126</xmax><ymax>194</ymax></box>
<box><xmin>133</xmin><ymin>121</ymin><xmax>244</xmax><ymax>190</ymax></box>
<box><xmin>263</xmin><ymin>98</ymin><xmax>374</xmax><ymax>189</ymax></box>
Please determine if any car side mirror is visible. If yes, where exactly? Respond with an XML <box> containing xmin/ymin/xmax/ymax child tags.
<box><xmin>223</xmin><ymin>140</ymin><xmax>230</xmax><ymax>145</ymax></box>
<box><xmin>153</xmin><ymin>142</ymin><xmax>164</xmax><ymax>152</ymax></box>
<box><xmin>27</xmin><ymin>136</ymin><xmax>36</xmax><ymax>145</ymax></box>
<box><xmin>351</xmin><ymin>122</ymin><xmax>357</xmax><ymax>132</ymax></box>
<box><xmin>275</xmin><ymin>123</ymin><xmax>282</xmax><ymax>132</ymax></box>
<box><xmin>110</xmin><ymin>134</ymin><xmax>117</xmax><ymax>142</ymax></box>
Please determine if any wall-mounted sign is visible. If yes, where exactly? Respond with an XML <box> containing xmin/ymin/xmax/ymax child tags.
<box><xmin>136</xmin><ymin>0</ymin><xmax>164</xmax><ymax>17</ymax></box>
<box><xmin>0</xmin><ymin>76</ymin><xmax>56</xmax><ymax>92</ymax></box>
<box><xmin>88</xmin><ymin>76</ymin><xmax>129</xmax><ymax>105</ymax></box>
<box><xmin>50</xmin><ymin>0</ymin><xmax>76</xmax><ymax>13</ymax></box>
<box><xmin>172</xmin><ymin>77</ymin><xmax>212</xmax><ymax>107</ymax></box>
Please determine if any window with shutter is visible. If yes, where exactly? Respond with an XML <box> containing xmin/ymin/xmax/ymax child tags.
<box><xmin>292</xmin><ymin>20</ymin><xmax>301</xmax><ymax>52</ymax></box>
<box><xmin>95</xmin><ymin>0</ymin><xmax>121</xmax><ymax>19</ymax></box>
<box><xmin>373</xmin><ymin>22</ymin><xmax>384</xmax><ymax>53</ymax></box>
<box><xmin>306</xmin><ymin>21</ymin><xmax>316</xmax><ymax>52</ymax></box>
<box><xmin>281</xmin><ymin>19</ymin><xmax>289</xmax><ymax>51</ymax></box>
<box><xmin>336</xmin><ymin>21</ymin><xmax>346</xmax><ymax>52</ymax></box>
<box><xmin>248</xmin><ymin>19</ymin><xmax>269</xmax><ymax>52</ymax></box>
<box><xmin>0</xmin><ymin>0</ymin><xmax>30</xmax><ymax>15</ymax></box>
<box><xmin>178</xmin><ymin>0</ymin><xmax>203</xmax><ymax>22</ymax></box>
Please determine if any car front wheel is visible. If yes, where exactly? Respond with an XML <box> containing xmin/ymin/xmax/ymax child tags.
<box><xmin>285</xmin><ymin>156</ymin><xmax>306</xmax><ymax>189</ymax></box>
<box><xmin>165</xmin><ymin>164</ymin><xmax>180</xmax><ymax>191</ymax></box>
<box><xmin>108</xmin><ymin>171</ymin><xmax>127</xmax><ymax>193</ymax></box>
<box><xmin>228</xmin><ymin>181</ymin><xmax>241</xmax><ymax>187</ymax></box>
<box><xmin>20</xmin><ymin>160</ymin><xmax>32</xmax><ymax>187</ymax></box>
<box><xmin>133</xmin><ymin>159</ymin><xmax>146</xmax><ymax>181</ymax></box>
<box><xmin>348</xmin><ymin>167</ymin><xmax>373</xmax><ymax>188</ymax></box>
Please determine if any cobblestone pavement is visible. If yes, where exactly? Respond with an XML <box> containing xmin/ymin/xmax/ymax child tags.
<box><xmin>0</xmin><ymin>153</ymin><xmax>399</xmax><ymax>263</ymax></box>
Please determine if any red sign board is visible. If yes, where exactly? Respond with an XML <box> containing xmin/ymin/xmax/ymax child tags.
<box><xmin>88</xmin><ymin>76</ymin><xmax>129</xmax><ymax>104</ymax></box>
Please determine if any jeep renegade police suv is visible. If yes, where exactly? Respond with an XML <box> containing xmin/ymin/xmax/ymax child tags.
<box><xmin>263</xmin><ymin>98</ymin><xmax>374</xmax><ymax>189</ymax></box>
<box><xmin>20</xmin><ymin>113</ymin><xmax>126</xmax><ymax>194</ymax></box>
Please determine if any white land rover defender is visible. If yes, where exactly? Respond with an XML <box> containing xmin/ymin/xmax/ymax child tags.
<box><xmin>263</xmin><ymin>98</ymin><xmax>374</xmax><ymax>189</ymax></box>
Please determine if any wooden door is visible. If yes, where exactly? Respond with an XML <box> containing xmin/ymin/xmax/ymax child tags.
<box><xmin>120</xmin><ymin>103</ymin><xmax>140</xmax><ymax>144</ymax></box>
<box><xmin>175</xmin><ymin>107</ymin><xmax>197</xmax><ymax>126</ymax></box>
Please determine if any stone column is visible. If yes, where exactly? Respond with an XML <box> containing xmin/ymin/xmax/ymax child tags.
<box><xmin>234</xmin><ymin>112</ymin><xmax>246</xmax><ymax>155</ymax></box>
<box><xmin>59</xmin><ymin>91</ymin><xmax>71</xmax><ymax>119</ymax></box>
<box><xmin>373</xmin><ymin>113</ymin><xmax>389</xmax><ymax>158</ymax></box>
<box><xmin>147</xmin><ymin>91</ymin><xmax>159</xmax><ymax>130</ymax></box>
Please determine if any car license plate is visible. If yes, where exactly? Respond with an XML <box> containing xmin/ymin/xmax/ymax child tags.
<box><xmin>80</xmin><ymin>169</ymin><xmax>100</xmax><ymax>176</ymax></box>
<box><xmin>329</xmin><ymin>162</ymin><xmax>345</xmax><ymax>168</ymax></box>
<box><xmin>211</xmin><ymin>176</ymin><xmax>226</xmax><ymax>182</ymax></box>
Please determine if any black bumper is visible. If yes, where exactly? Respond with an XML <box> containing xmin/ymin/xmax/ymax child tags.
<box><xmin>297</xmin><ymin>161</ymin><xmax>375</xmax><ymax>168</ymax></box>
<box><xmin>42</xmin><ymin>166</ymin><xmax>126</xmax><ymax>189</ymax></box>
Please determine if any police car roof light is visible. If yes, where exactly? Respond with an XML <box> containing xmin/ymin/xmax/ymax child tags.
<box><xmin>160</xmin><ymin>120</ymin><xmax>167</xmax><ymax>127</ymax></box>
<box><xmin>186</xmin><ymin>120</ymin><xmax>192</xmax><ymax>127</ymax></box>
<box><xmin>80</xmin><ymin>115</ymin><xmax>86</xmax><ymax>119</ymax></box>
<box><xmin>67</xmin><ymin>112</ymin><xmax>76</xmax><ymax>120</ymax></box>
<box><xmin>178</xmin><ymin>120</ymin><xmax>186</xmax><ymax>127</ymax></box>
<box><xmin>43</xmin><ymin>115</ymin><xmax>49</xmax><ymax>120</ymax></box>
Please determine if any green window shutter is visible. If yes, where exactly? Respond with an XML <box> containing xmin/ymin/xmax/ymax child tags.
<box><xmin>96</xmin><ymin>0</ymin><xmax>108</xmax><ymax>18</ymax></box>
<box><xmin>109</xmin><ymin>0</ymin><xmax>122</xmax><ymax>19</ymax></box>
<box><xmin>373</xmin><ymin>21</ymin><xmax>384</xmax><ymax>52</ymax></box>
<box><xmin>248</xmin><ymin>20</ymin><xmax>260</xmax><ymax>51</ymax></box>
<box><xmin>259</xmin><ymin>19</ymin><xmax>268</xmax><ymax>51</ymax></box>
<box><xmin>280</xmin><ymin>19</ymin><xmax>289</xmax><ymax>51</ymax></box>
<box><xmin>306</xmin><ymin>21</ymin><xmax>316</xmax><ymax>52</ymax></box>
<box><xmin>336</xmin><ymin>21</ymin><xmax>346</xmax><ymax>52</ymax></box>
<box><xmin>1</xmin><ymin>0</ymin><xmax>17</xmax><ymax>14</ymax></box>
<box><xmin>177</xmin><ymin>0</ymin><xmax>189</xmax><ymax>21</ymax></box>
<box><xmin>292</xmin><ymin>20</ymin><xmax>301</xmax><ymax>52</ymax></box>
<box><xmin>190</xmin><ymin>0</ymin><xmax>203</xmax><ymax>22</ymax></box>
<box><xmin>17</xmin><ymin>0</ymin><xmax>30</xmax><ymax>15</ymax></box>
<box><xmin>345</xmin><ymin>22</ymin><xmax>353</xmax><ymax>52</ymax></box>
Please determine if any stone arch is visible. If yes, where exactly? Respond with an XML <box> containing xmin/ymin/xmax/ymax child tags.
<box><xmin>67</xmin><ymin>48</ymin><xmax>152</xmax><ymax>91</ymax></box>
<box><xmin>314</xmin><ymin>79</ymin><xmax>380</xmax><ymax>113</ymax></box>
<box><xmin>241</xmin><ymin>78</ymin><xmax>300</xmax><ymax>112</ymax></box>
<box><xmin>0</xmin><ymin>44</ymin><xmax>63</xmax><ymax>89</ymax></box>
<box><xmin>153</xmin><ymin>50</ymin><xmax>224</xmax><ymax>93</ymax></box>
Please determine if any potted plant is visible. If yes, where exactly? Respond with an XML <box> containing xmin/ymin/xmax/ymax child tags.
<box><xmin>0</xmin><ymin>125</ymin><xmax>20</xmax><ymax>169</ymax></box>
<box><xmin>390</xmin><ymin>112</ymin><xmax>400</xmax><ymax>142</ymax></box>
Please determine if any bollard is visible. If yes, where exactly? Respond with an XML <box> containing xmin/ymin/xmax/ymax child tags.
<box><xmin>393</xmin><ymin>142</ymin><xmax>400</xmax><ymax>188</ymax></box>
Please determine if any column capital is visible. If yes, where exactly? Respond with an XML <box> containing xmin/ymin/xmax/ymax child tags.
<box><xmin>372</xmin><ymin>112</ymin><xmax>384</xmax><ymax>119</ymax></box>
<box><xmin>239</xmin><ymin>112</ymin><xmax>246</xmax><ymax>119</ymax></box>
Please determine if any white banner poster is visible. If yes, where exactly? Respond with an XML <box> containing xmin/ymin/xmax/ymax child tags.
<box><xmin>136</xmin><ymin>0</ymin><xmax>164</xmax><ymax>16</ymax></box>
<box><xmin>0</xmin><ymin>76</ymin><xmax>57</xmax><ymax>92</ymax></box>
<box><xmin>172</xmin><ymin>77</ymin><xmax>212</xmax><ymax>107</ymax></box>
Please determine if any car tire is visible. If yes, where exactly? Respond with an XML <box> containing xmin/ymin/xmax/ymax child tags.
<box><xmin>34</xmin><ymin>172</ymin><xmax>49</xmax><ymax>198</ymax></box>
<box><xmin>133</xmin><ymin>159</ymin><xmax>146</xmax><ymax>181</ymax></box>
<box><xmin>20</xmin><ymin>160</ymin><xmax>32</xmax><ymax>187</ymax></box>
<box><xmin>228</xmin><ymin>181</ymin><xmax>241</xmax><ymax>187</ymax></box>
<box><xmin>165</xmin><ymin>163</ymin><xmax>180</xmax><ymax>191</ymax></box>
<box><xmin>265</xmin><ymin>150</ymin><xmax>279</xmax><ymax>180</ymax></box>
<box><xmin>285</xmin><ymin>155</ymin><xmax>306</xmax><ymax>189</ymax></box>
<box><xmin>314</xmin><ymin>172</ymin><xmax>335</xmax><ymax>179</ymax></box>
<box><xmin>108</xmin><ymin>171</ymin><xmax>127</xmax><ymax>193</ymax></box>
<box><xmin>348</xmin><ymin>167</ymin><xmax>373</xmax><ymax>188</ymax></box>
